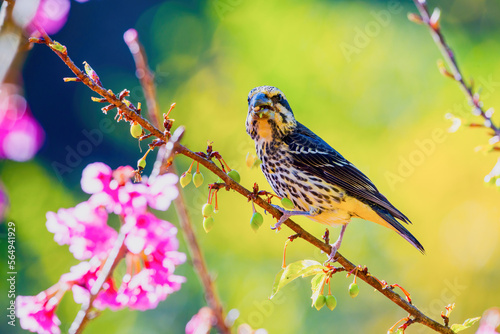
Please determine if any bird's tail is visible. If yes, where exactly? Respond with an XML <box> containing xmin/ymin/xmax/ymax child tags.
<box><xmin>372</xmin><ymin>206</ymin><xmax>425</xmax><ymax>253</ymax></box>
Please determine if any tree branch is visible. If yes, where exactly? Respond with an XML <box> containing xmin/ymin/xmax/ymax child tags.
<box><xmin>32</xmin><ymin>35</ymin><xmax>454</xmax><ymax>334</ymax></box>
<box><xmin>123</xmin><ymin>28</ymin><xmax>161</xmax><ymax>128</ymax></box>
<box><xmin>411</xmin><ymin>0</ymin><xmax>500</xmax><ymax>137</ymax></box>
<box><xmin>68</xmin><ymin>232</ymin><xmax>127</xmax><ymax>334</ymax></box>
<box><xmin>125</xmin><ymin>30</ymin><xmax>230</xmax><ymax>333</ymax></box>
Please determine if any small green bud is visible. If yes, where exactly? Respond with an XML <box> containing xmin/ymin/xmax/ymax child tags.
<box><xmin>349</xmin><ymin>283</ymin><xmax>359</xmax><ymax>298</ymax></box>
<box><xmin>203</xmin><ymin>216</ymin><xmax>215</xmax><ymax>233</ymax></box>
<box><xmin>216</xmin><ymin>177</ymin><xmax>224</xmax><ymax>184</ymax></box>
<box><xmin>281</xmin><ymin>198</ymin><xmax>294</xmax><ymax>210</ymax></box>
<box><xmin>130</xmin><ymin>122</ymin><xmax>143</xmax><ymax>138</ymax></box>
<box><xmin>193</xmin><ymin>172</ymin><xmax>204</xmax><ymax>188</ymax></box>
<box><xmin>250</xmin><ymin>212</ymin><xmax>264</xmax><ymax>231</ymax></box>
<box><xmin>202</xmin><ymin>203</ymin><xmax>214</xmax><ymax>217</ymax></box>
<box><xmin>250</xmin><ymin>221</ymin><xmax>260</xmax><ymax>232</ymax></box>
<box><xmin>137</xmin><ymin>158</ymin><xmax>146</xmax><ymax>169</ymax></box>
<box><xmin>50</xmin><ymin>41</ymin><xmax>67</xmax><ymax>54</ymax></box>
<box><xmin>326</xmin><ymin>295</ymin><xmax>337</xmax><ymax>311</ymax></box>
<box><xmin>227</xmin><ymin>169</ymin><xmax>240</xmax><ymax>183</ymax></box>
<box><xmin>180</xmin><ymin>172</ymin><xmax>192</xmax><ymax>188</ymax></box>
<box><xmin>314</xmin><ymin>295</ymin><xmax>326</xmax><ymax>310</ymax></box>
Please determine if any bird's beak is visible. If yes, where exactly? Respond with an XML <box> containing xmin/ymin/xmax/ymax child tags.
<box><xmin>249</xmin><ymin>92</ymin><xmax>274</xmax><ymax>119</ymax></box>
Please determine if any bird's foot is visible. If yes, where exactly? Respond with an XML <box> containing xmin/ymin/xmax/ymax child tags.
<box><xmin>324</xmin><ymin>242</ymin><xmax>340</xmax><ymax>265</ymax></box>
<box><xmin>270</xmin><ymin>206</ymin><xmax>310</xmax><ymax>231</ymax></box>
<box><xmin>324</xmin><ymin>224</ymin><xmax>347</xmax><ymax>265</ymax></box>
<box><xmin>271</xmin><ymin>212</ymin><xmax>290</xmax><ymax>231</ymax></box>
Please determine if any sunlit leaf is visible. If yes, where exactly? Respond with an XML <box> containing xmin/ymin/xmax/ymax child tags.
<box><xmin>270</xmin><ymin>260</ymin><xmax>325</xmax><ymax>298</ymax></box>
<box><xmin>450</xmin><ymin>317</ymin><xmax>481</xmax><ymax>333</ymax></box>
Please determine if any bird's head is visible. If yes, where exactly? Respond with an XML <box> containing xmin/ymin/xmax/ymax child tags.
<box><xmin>246</xmin><ymin>86</ymin><xmax>297</xmax><ymax>142</ymax></box>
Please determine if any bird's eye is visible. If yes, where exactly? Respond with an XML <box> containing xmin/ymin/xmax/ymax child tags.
<box><xmin>271</xmin><ymin>94</ymin><xmax>282</xmax><ymax>104</ymax></box>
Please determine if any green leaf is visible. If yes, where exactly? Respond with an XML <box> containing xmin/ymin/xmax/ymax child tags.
<box><xmin>450</xmin><ymin>317</ymin><xmax>481</xmax><ymax>333</ymax></box>
<box><xmin>310</xmin><ymin>272</ymin><xmax>328</xmax><ymax>307</ymax></box>
<box><xmin>270</xmin><ymin>260</ymin><xmax>325</xmax><ymax>298</ymax></box>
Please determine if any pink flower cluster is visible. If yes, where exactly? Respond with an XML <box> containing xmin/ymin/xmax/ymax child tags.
<box><xmin>17</xmin><ymin>163</ymin><xmax>185</xmax><ymax>333</ymax></box>
<box><xmin>0</xmin><ymin>84</ymin><xmax>44</xmax><ymax>162</ymax></box>
<box><xmin>185</xmin><ymin>307</ymin><xmax>214</xmax><ymax>334</ymax></box>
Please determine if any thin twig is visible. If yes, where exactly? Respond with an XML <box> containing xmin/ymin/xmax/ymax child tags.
<box><xmin>69</xmin><ymin>232</ymin><xmax>127</xmax><ymax>334</ymax></box>
<box><xmin>123</xmin><ymin>28</ymin><xmax>160</xmax><ymax>128</ymax></box>
<box><xmin>411</xmin><ymin>0</ymin><xmax>500</xmax><ymax>137</ymax></box>
<box><xmin>34</xmin><ymin>37</ymin><xmax>454</xmax><ymax>334</ymax></box>
<box><xmin>126</xmin><ymin>30</ymin><xmax>230</xmax><ymax>333</ymax></box>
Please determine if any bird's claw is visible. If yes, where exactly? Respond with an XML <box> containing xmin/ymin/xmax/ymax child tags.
<box><xmin>324</xmin><ymin>244</ymin><xmax>339</xmax><ymax>265</ymax></box>
<box><xmin>270</xmin><ymin>224</ymin><xmax>282</xmax><ymax>231</ymax></box>
<box><xmin>271</xmin><ymin>216</ymin><xmax>286</xmax><ymax>231</ymax></box>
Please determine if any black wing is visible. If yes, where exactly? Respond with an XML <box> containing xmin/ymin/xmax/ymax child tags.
<box><xmin>284</xmin><ymin>122</ymin><xmax>411</xmax><ymax>224</ymax></box>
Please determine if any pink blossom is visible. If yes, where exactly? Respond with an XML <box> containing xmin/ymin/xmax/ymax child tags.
<box><xmin>46</xmin><ymin>201</ymin><xmax>117</xmax><ymax>260</ymax></box>
<box><xmin>119</xmin><ymin>212</ymin><xmax>186</xmax><ymax>310</ymax></box>
<box><xmin>0</xmin><ymin>84</ymin><xmax>44</xmax><ymax>162</ymax></box>
<box><xmin>27</xmin><ymin>0</ymin><xmax>71</xmax><ymax>35</ymax></box>
<box><xmin>28</xmin><ymin>162</ymin><xmax>185</xmax><ymax>320</ymax></box>
<box><xmin>61</xmin><ymin>260</ymin><xmax>121</xmax><ymax>310</ymax></box>
<box><xmin>146</xmin><ymin>174</ymin><xmax>179</xmax><ymax>211</ymax></box>
<box><xmin>81</xmin><ymin>162</ymin><xmax>113</xmax><ymax>194</ymax></box>
<box><xmin>16</xmin><ymin>293</ymin><xmax>61</xmax><ymax>334</ymax></box>
<box><xmin>117</xmin><ymin>268</ymin><xmax>184</xmax><ymax>311</ymax></box>
<box><xmin>82</xmin><ymin>162</ymin><xmax>179</xmax><ymax>215</ymax></box>
<box><xmin>122</xmin><ymin>212</ymin><xmax>186</xmax><ymax>290</ymax></box>
<box><xmin>185</xmin><ymin>307</ymin><xmax>214</xmax><ymax>334</ymax></box>
<box><xmin>476</xmin><ymin>307</ymin><xmax>500</xmax><ymax>334</ymax></box>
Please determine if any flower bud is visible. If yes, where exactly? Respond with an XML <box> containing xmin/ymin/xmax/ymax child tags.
<box><xmin>314</xmin><ymin>295</ymin><xmax>326</xmax><ymax>310</ymax></box>
<box><xmin>203</xmin><ymin>216</ymin><xmax>215</xmax><ymax>233</ymax></box>
<box><xmin>227</xmin><ymin>169</ymin><xmax>241</xmax><ymax>183</ymax></box>
<box><xmin>349</xmin><ymin>283</ymin><xmax>359</xmax><ymax>298</ymax></box>
<box><xmin>193</xmin><ymin>172</ymin><xmax>204</xmax><ymax>188</ymax></box>
<box><xmin>250</xmin><ymin>212</ymin><xmax>264</xmax><ymax>231</ymax></box>
<box><xmin>130</xmin><ymin>122</ymin><xmax>143</xmax><ymax>138</ymax></box>
<box><xmin>326</xmin><ymin>295</ymin><xmax>337</xmax><ymax>311</ymax></box>
<box><xmin>202</xmin><ymin>203</ymin><xmax>214</xmax><ymax>217</ymax></box>
<box><xmin>137</xmin><ymin>158</ymin><xmax>146</xmax><ymax>169</ymax></box>
<box><xmin>180</xmin><ymin>171</ymin><xmax>192</xmax><ymax>188</ymax></box>
<box><xmin>281</xmin><ymin>198</ymin><xmax>294</xmax><ymax>210</ymax></box>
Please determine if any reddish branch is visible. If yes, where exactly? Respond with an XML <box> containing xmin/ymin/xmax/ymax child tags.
<box><xmin>411</xmin><ymin>0</ymin><xmax>500</xmax><ymax>138</ymax></box>
<box><xmin>123</xmin><ymin>28</ymin><xmax>161</xmax><ymax>128</ymax></box>
<box><xmin>69</xmin><ymin>233</ymin><xmax>127</xmax><ymax>334</ymax></box>
<box><xmin>125</xmin><ymin>30</ymin><xmax>230</xmax><ymax>333</ymax></box>
<box><xmin>31</xmin><ymin>35</ymin><xmax>454</xmax><ymax>333</ymax></box>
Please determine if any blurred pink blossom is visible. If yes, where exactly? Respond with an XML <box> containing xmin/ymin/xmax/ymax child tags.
<box><xmin>0</xmin><ymin>84</ymin><xmax>44</xmax><ymax>162</ymax></box>
<box><xmin>82</xmin><ymin>162</ymin><xmax>179</xmax><ymax>216</ymax></box>
<box><xmin>18</xmin><ymin>162</ymin><xmax>187</xmax><ymax>332</ymax></box>
<box><xmin>61</xmin><ymin>260</ymin><xmax>122</xmax><ymax>310</ymax></box>
<box><xmin>46</xmin><ymin>201</ymin><xmax>116</xmax><ymax>260</ymax></box>
<box><xmin>27</xmin><ymin>0</ymin><xmax>71</xmax><ymax>35</ymax></box>
<box><xmin>16</xmin><ymin>292</ymin><xmax>61</xmax><ymax>334</ymax></box>
<box><xmin>476</xmin><ymin>308</ymin><xmax>500</xmax><ymax>334</ymax></box>
<box><xmin>185</xmin><ymin>307</ymin><xmax>214</xmax><ymax>334</ymax></box>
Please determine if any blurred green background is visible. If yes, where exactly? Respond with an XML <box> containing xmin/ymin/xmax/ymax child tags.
<box><xmin>1</xmin><ymin>0</ymin><xmax>500</xmax><ymax>333</ymax></box>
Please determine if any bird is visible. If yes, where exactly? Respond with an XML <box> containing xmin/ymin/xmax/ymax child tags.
<box><xmin>245</xmin><ymin>85</ymin><xmax>424</xmax><ymax>261</ymax></box>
